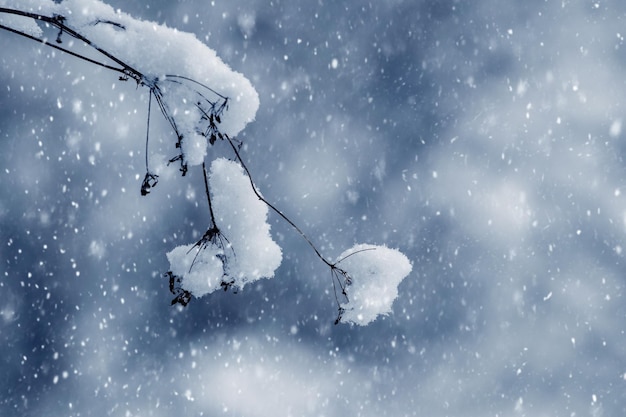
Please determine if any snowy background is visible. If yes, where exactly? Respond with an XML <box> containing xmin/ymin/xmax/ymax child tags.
<box><xmin>1</xmin><ymin>0</ymin><xmax>626</xmax><ymax>415</ymax></box>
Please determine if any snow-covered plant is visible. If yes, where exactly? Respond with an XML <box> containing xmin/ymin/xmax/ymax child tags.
<box><xmin>332</xmin><ymin>245</ymin><xmax>412</xmax><ymax>325</ymax></box>
<box><xmin>0</xmin><ymin>0</ymin><xmax>412</xmax><ymax>325</ymax></box>
<box><xmin>166</xmin><ymin>158</ymin><xmax>282</xmax><ymax>304</ymax></box>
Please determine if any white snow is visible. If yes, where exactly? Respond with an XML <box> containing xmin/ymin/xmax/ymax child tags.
<box><xmin>335</xmin><ymin>244</ymin><xmax>412</xmax><ymax>325</ymax></box>
<box><xmin>209</xmin><ymin>158</ymin><xmax>282</xmax><ymax>285</ymax></box>
<box><xmin>166</xmin><ymin>158</ymin><xmax>282</xmax><ymax>297</ymax></box>
<box><xmin>0</xmin><ymin>0</ymin><xmax>259</xmax><ymax>166</ymax></box>
<box><xmin>166</xmin><ymin>243</ymin><xmax>224</xmax><ymax>297</ymax></box>
<box><xmin>179</xmin><ymin>132</ymin><xmax>208</xmax><ymax>167</ymax></box>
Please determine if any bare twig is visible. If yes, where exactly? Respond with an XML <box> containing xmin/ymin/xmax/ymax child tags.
<box><xmin>141</xmin><ymin>90</ymin><xmax>159</xmax><ymax>195</ymax></box>
<box><xmin>224</xmin><ymin>134</ymin><xmax>334</xmax><ymax>269</ymax></box>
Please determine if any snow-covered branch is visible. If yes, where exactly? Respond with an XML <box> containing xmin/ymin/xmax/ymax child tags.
<box><xmin>0</xmin><ymin>0</ymin><xmax>412</xmax><ymax>326</ymax></box>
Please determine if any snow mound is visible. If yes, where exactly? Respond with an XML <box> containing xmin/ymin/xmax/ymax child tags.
<box><xmin>166</xmin><ymin>158</ymin><xmax>282</xmax><ymax>298</ymax></box>
<box><xmin>209</xmin><ymin>158</ymin><xmax>283</xmax><ymax>285</ymax></box>
<box><xmin>336</xmin><ymin>244</ymin><xmax>412</xmax><ymax>325</ymax></box>
<box><xmin>166</xmin><ymin>243</ymin><xmax>224</xmax><ymax>297</ymax></box>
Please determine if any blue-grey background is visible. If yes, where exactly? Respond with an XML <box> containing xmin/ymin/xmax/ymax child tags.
<box><xmin>2</xmin><ymin>0</ymin><xmax>626</xmax><ymax>415</ymax></box>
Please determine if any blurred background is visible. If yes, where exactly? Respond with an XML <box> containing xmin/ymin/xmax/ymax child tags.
<box><xmin>1</xmin><ymin>0</ymin><xmax>626</xmax><ymax>415</ymax></box>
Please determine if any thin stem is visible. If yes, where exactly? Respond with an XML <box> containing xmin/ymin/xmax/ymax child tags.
<box><xmin>335</xmin><ymin>247</ymin><xmax>377</xmax><ymax>264</ymax></box>
<box><xmin>201</xmin><ymin>162</ymin><xmax>218</xmax><ymax>227</ymax></box>
<box><xmin>140</xmin><ymin>89</ymin><xmax>158</xmax><ymax>196</ymax></box>
<box><xmin>163</xmin><ymin>74</ymin><xmax>228</xmax><ymax>100</ymax></box>
<box><xmin>145</xmin><ymin>90</ymin><xmax>152</xmax><ymax>171</ymax></box>
<box><xmin>152</xmin><ymin>85</ymin><xmax>182</xmax><ymax>141</ymax></box>
<box><xmin>224</xmin><ymin>135</ymin><xmax>334</xmax><ymax>268</ymax></box>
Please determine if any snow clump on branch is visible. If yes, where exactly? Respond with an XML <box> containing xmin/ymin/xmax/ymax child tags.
<box><xmin>166</xmin><ymin>158</ymin><xmax>282</xmax><ymax>298</ymax></box>
<box><xmin>335</xmin><ymin>244</ymin><xmax>412</xmax><ymax>325</ymax></box>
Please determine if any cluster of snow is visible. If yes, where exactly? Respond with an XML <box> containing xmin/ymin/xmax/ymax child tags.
<box><xmin>335</xmin><ymin>244</ymin><xmax>412</xmax><ymax>325</ymax></box>
<box><xmin>0</xmin><ymin>0</ymin><xmax>259</xmax><ymax>166</ymax></box>
<box><xmin>167</xmin><ymin>158</ymin><xmax>282</xmax><ymax>297</ymax></box>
